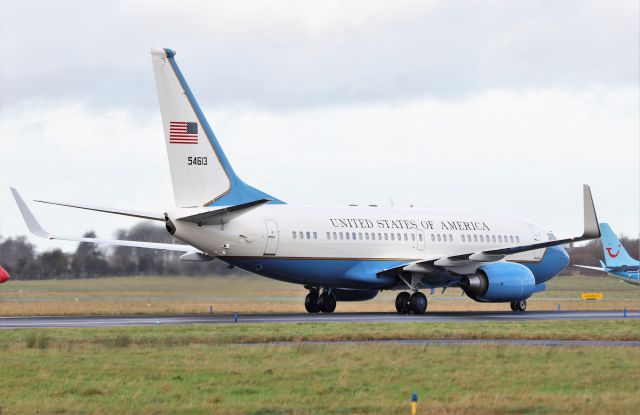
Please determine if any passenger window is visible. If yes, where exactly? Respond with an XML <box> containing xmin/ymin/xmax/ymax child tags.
<box><xmin>461</xmin><ymin>235</ymin><xmax>465</xmax><ymax>242</ymax></box>
<box><xmin>326</xmin><ymin>232</ymin><xmax>330</xmax><ymax>239</ymax></box>
<box><xmin>498</xmin><ymin>235</ymin><xmax>502</xmax><ymax>242</ymax></box>
<box><xmin>378</xmin><ymin>233</ymin><xmax>382</xmax><ymax>240</ymax></box>
<box><xmin>313</xmin><ymin>232</ymin><xmax>317</xmax><ymax>239</ymax></box>
<box><xmin>449</xmin><ymin>234</ymin><xmax>453</xmax><ymax>242</ymax></box>
<box><xmin>384</xmin><ymin>233</ymin><xmax>389</xmax><ymax>241</ymax></box>
<box><xmin>299</xmin><ymin>231</ymin><xmax>304</xmax><ymax>239</ymax></box>
<box><xmin>418</xmin><ymin>234</ymin><xmax>423</xmax><ymax>242</ymax></box>
<box><xmin>397</xmin><ymin>233</ymin><xmax>401</xmax><ymax>241</ymax></box>
<box><xmin>371</xmin><ymin>233</ymin><xmax>375</xmax><ymax>241</ymax></box>
<box><xmin>346</xmin><ymin>233</ymin><xmax>350</xmax><ymax>240</ymax></box>
<box><xmin>339</xmin><ymin>232</ymin><xmax>343</xmax><ymax>240</ymax></box>
<box><xmin>510</xmin><ymin>236</ymin><xmax>514</xmax><ymax>242</ymax></box>
<box><xmin>333</xmin><ymin>232</ymin><xmax>337</xmax><ymax>239</ymax></box>
<box><xmin>516</xmin><ymin>236</ymin><xmax>520</xmax><ymax>243</ymax></box>
<box><xmin>306</xmin><ymin>231</ymin><xmax>311</xmax><ymax>239</ymax></box>
<box><xmin>359</xmin><ymin>232</ymin><xmax>363</xmax><ymax>240</ymax></box>
<box><xmin>474</xmin><ymin>235</ymin><xmax>478</xmax><ymax>242</ymax></box>
<box><xmin>365</xmin><ymin>233</ymin><xmax>369</xmax><ymax>240</ymax></box>
<box><xmin>292</xmin><ymin>231</ymin><xmax>297</xmax><ymax>239</ymax></box>
<box><xmin>431</xmin><ymin>234</ymin><xmax>435</xmax><ymax>242</ymax></box>
<box><xmin>390</xmin><ymin>233</ymin><xmax>395</xmax><ymax>241</ymax></box>
<box><xmin>411</xmin><ymin>234</ymin><xmax>416</xmax><ymax>241</ymax></box>
<box><xmin>404</xmin><ymin>233</ymin><xmax>408</xmax><ymax>241</ymax></box>
<box><xmin>492</xmin><ymin>235</ymin><xmax>496</xmax><ymax>242</ymax></box>
<box><xmin>352</xmin><ymin>232</ymin><xmax>356</xmax><ymax>240</ymax></box>
<box><xmin>437</xmin><ymin>234</ymin><xmax>441</xmax><ymax>242</ymax></box>
<box><xmin>479</xmin><ymin>235</ymin><xmax>484</xmax><ymax>242</ymax></box>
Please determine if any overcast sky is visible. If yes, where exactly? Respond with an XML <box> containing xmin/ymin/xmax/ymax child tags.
<box><xmin>1</xmin><ymin>0</ymin><xmax>638</xmax><ymax>252</ymax></box>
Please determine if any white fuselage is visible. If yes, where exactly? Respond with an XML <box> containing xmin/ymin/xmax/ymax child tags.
<box><xmin>168</xmin><ymin>205</ymin><xmax>547</xmax><ymax>263</ymax></box>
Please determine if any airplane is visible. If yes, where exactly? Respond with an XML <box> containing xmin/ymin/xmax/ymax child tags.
<box><xmin>0</xmin><ymin>265</ymin><xmax>9</xmax><ymax>284</ymax></box>
<box><xmin>575</xmin><ymin>223</ymin><xmax>639</xmax><ymax>286</ymax></box>
<box><xmin>11</xmin><ymin>48</ymin><xmax>601</xmax><ymax>314</ymax></box>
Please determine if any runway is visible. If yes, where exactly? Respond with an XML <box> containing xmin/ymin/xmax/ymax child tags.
<box><xmin>1</xmin><ymin>310</ymin><xmax>637</xmax><ymax>329</ymax></box>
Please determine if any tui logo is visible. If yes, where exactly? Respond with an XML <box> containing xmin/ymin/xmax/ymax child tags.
<box><xmin>606</xmin><ymin>245</ymin><xmax>620</xmax><ymax>258</ymax></box>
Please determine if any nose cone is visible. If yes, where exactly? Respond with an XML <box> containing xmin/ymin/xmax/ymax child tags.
<box><xmin>0</xmin><ymin>266</ymin><xmax>9</xmax><ymax>284</ymax></box>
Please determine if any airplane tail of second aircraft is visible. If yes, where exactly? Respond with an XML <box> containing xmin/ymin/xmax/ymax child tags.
<box><xmin>599</xmin><ymin>223</ymin><xmax>637</xmax><ymax>268</ymax></box>
<box><xmin>150</xmin><ymin>48</ymin><xmax>283</xmax><ymax>208</ymax></box>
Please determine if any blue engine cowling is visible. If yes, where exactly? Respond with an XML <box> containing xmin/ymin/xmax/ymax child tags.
<box><xmin>460</xmin><ymin>262</ymin><xmax>536</xmax><ymax>302</ymax></box>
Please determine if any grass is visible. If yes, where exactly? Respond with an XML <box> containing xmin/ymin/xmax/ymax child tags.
<box><xmin>0</xmin><ymin>320</ymin><xmax>639</xmax><ymax>346</ymax></box>
<box><xmin>0</xmin><ymin>326</ymin><xmax>639</xmax><ymax>414</ymax></box>
<box><xmin>1</xmin><ymin>273</ymin><xmax>638</xmax><ymax>316</ymax></box>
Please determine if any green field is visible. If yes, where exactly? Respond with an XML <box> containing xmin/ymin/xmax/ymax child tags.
<box><xmin>2</xmin><ymin>273</ymin><xmax>638</xmax><ymax>315</ymax></box>
<box><xmin>1</xmin><ymin>321</ymin><xmax>640</xmax><ymax>414</ymax></box>
<box><xmin>2</xmin><ymin>276</ymin><xmax>640</xmax><ymax>413</ymax></box>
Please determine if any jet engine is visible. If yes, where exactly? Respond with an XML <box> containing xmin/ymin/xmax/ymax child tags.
<box><xmin>460</xmin><ymin>262</ymin><xmax>535</xmax><ymax>302</ymax></box>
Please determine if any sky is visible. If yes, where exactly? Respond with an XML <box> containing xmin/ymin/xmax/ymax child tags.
<box><xmin>0</xmin><ymin>0</ymin><xmax>638</xmax><ymax>252</ymax></box>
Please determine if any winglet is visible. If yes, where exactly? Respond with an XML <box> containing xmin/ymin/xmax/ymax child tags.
<box><xmin>10</xmin><ymin>188</ymin><xmax>50</xmax><ymax>238</ymax></box>
<box><xmin>582</xmin><ymin>184</ymin><xmax>600</xmax><ymax>239</ymax></box>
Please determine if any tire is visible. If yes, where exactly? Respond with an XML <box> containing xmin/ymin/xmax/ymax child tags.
<box><xmin>511</xmin><ymin>299</ymin><xmax>527</xmax><ymax>312</ymax></box>
<box><xmin>409</xmin><ymin>292</ymin><xmax>428</xmax><ymax>314</ymax></box>
<box><xmin>318</xmin><ymin>293</ymin><xmax>336</xmax><ymax>313</ymax></box>
<box><xmin>305</xmin><ymin>292</ymin><xmax>319</xmax><ymax>313</ymax></box>
<box><xmin>395</xmin><ymin>292</ymin><xmax>410</xmax><ymax>314</ymax></box>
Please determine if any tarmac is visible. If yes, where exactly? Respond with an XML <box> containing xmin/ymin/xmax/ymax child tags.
<box><xmin>1</xmin><ymin>310</ymin><xmax>637</xmax><ymax>329</ymax></box>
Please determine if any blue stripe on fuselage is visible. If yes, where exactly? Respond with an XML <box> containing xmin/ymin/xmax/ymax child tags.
<box><xmin>222</xmin><ymin>258</ymin><xmax>405</xmax><ymax>289</ymax></box>
<box><xmin>223</xmin><ymin>246</ymin><xmax>568</xmax><ymax>289</ymax></box>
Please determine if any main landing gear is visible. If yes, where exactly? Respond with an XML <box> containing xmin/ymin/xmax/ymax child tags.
<box><xmin>305</xmin><ymin>289</ymin><xmax>336</xmax><ymax>313</ymax></box>
<box><xmin>395</xmin><ymin>291</ymin><xmax>427</xmax><ymax>314</ymax></box>
<box><xmin>510</xmin><ymin>299</ymin><xmax>527</xmax><ymax>312</ymax></box>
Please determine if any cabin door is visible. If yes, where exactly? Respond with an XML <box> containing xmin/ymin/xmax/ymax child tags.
<box><xmin>264</xmin><ymin>219</ymin><xmax>279</xmax><ymax>255</ymax></box>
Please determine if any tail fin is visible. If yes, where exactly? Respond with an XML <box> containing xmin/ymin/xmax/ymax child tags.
<box><xmin>150</xmin><ymin>48</ymin><xmax>283</xmax><ymax>207</ymax></box>
<box><xmin>600</xmin><ymin>223</ymin><xmax>635</xmax><ymax>267</ymax></box>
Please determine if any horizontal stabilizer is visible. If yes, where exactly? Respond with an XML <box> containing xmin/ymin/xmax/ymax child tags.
<box><xmin>34</xmin><ymin>199</ymin><xmax>164</xmax><ymax>221</ymax></box>
<box><xmin>176</xmin><ymin>199</ymin><xmax>270</xmax><ymax>226</ymax></box>
<box><xmin>11</xmin><ymin>188</ymin><xmax>195</xmax><ymax>253</ymax></box>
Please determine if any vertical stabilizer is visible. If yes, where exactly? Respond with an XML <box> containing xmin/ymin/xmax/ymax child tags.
<box><xmin>150</xmin><ymin>48</ymin><xmax>283</xmax><ymax>207</ymax></box>
<box><xmin>599</xmin><ymin>223</ymin><xmax>636</xmax><ymax>267</ymax></box>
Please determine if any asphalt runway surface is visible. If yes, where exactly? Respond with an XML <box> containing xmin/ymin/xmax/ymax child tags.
<box><xmin>1</xmin><ymin>310</ymin><xmax>637</xmax><ymax>329</ymax></box>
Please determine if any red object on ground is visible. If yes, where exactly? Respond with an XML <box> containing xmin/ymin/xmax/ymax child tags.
<box><xmin>0</xmin><ymin>266</ymin><xmax>10</xmax><ymax>284</ymax></box>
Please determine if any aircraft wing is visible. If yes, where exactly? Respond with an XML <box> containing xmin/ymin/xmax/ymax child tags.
<box><xmin>382</xmin><ymin>185</ymin><xmax>600</xmax><ymax>276</ymax></box>
<box><xmin>11</xmin><ymin>188</ymin><xmax>196</xmax><ymax>253</ymax></box>
<box><xmin>574</xmin><ymin>265</ymin><xmax>605</xmax><ymax>272</ymax></box>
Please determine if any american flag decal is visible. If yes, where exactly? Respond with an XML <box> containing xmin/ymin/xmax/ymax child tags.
<box><xmin>169</xmin><ymin>121</ymin><xmax>198</xmax><ymax>144</ymax></box>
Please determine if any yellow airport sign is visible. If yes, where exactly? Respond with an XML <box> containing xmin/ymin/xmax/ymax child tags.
<box><xmin>581</xmin><ymin>292</ymin><xmax>603</xmax><ymax>300</ymax></box>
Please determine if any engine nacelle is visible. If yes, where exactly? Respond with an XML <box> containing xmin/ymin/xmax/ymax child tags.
<box><xmin>460</xmin><ymin>262</ymin><xmax>535</xmax><ymax>302</ymax></box>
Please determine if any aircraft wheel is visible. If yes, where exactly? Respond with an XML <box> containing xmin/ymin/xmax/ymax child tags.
<box><xmin>409</xmin><ymin>292</ymin><xmax>428</xmax><ymax>314</ymax></box>
<box><xmin>318</xmin><ymin>293</ymin><xmax>336</xmax><ymax>313</ymax></box>
<box><xmin>305</xmin><ymin>291</ymin><xmax>320</xmax><ymax>313</ymax></box>
<box><xmin>395</xmin><ymin>292</ymin><xmax>411</xmax><ymax>314</ymax></box>
<box><xmin>511</xmin><ymin>299</ymin><xmax>527</xmax><ymax>312</ymax></box>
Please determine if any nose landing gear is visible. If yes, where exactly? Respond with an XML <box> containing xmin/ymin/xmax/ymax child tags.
<box><xmin>395</xmin><ymin>291</ymin><xmax>427</xmax><ymax>314</ymax></box>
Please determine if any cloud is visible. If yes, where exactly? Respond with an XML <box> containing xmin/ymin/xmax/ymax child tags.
<box><xmin>1</xmin><ymin>0</ymin><xmax>637</xmax><ymax>110</ymax></box>
<box><xmin>1</xmin><ymin>85</ymin><xmax>637</xmax><ymax>251</ymax></box>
